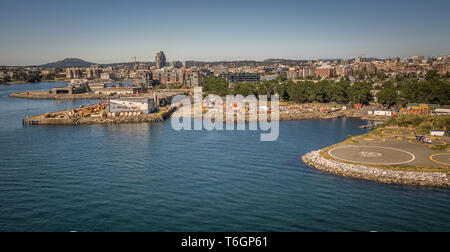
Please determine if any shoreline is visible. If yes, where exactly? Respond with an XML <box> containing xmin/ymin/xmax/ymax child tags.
<box><xmin>10</xmin><ymin>92</ymin><xmax>110</xmax><ymax>100</ymax></box>
<box><xmin>302</xmin><ymin>150</ymin><xmax>449</xmax><ymax>187</ymax></box>
<box><xmin>171</xmin><ymin>104</ymin><xmax>388</xmax><ymax>122</ymax></box>
<box><xmin>1</xmin><ymin>80</ymin><xmax>67</xmax><ymax>85</ymax></box>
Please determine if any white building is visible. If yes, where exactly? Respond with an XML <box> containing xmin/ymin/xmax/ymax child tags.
<box><xmin>100</xmin><ymin>72</ymin><xmax>115</xmax><ymax>81</ymax></box>
<box><xmin>108</xmin><ymin>97</ymin><xmax>158</xmax><ymax>114</ymax></box>
<box><xmin>434</xmin><ymin>108</ymin><xmax>450</xmax><ymax>115</ymax></box>
<box><xmin>430</xmin><ymin>131</ymin><xmax>445</xmax><ymax>137</ymax></box>
<box><xmin>374</xmin><ymin>110</ymin><xmax>393</xmax><ymax>116</ymax></box>
<box><xmin>94</xmin><ymin>87</ymin><xmax>140</xmax><ymax>96</ymax></box>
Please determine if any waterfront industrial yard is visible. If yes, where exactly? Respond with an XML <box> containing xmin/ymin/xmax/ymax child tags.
<box><xmin>22</xmin><ymin>101</ymin><xmax>177</xmax><ymax>126</ymax></box>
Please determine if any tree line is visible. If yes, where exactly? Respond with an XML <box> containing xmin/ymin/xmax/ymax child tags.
<box><xmin>376</xmin><ymin>71</ymin><xmax>450</xmax><ymax>106</ymax></box>
<box><xmin>1</xmin><ymin>71</ymin><xmax>42</xmax><ymax>83</ymax></box>
<box><xmin>202</xmin><ymin>73</ymin><xmax>450</xmax><ymax>106</ymax></box>
<box><xmin>202</xmin><ymin>76</ymin><xmax>374</xmax><ymax>105</ymax></box>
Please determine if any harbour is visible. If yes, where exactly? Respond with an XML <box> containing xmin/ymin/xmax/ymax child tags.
<box><xmin>1</xmin><ymin>82</ymin><xmax>450</xmax><ymax>232</ymax></box>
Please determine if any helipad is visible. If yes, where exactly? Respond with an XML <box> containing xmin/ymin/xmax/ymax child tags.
<box><xmin>329</xmin><ymin>146</ymin><xmax>416</xmax><ymax>165</ymax></box>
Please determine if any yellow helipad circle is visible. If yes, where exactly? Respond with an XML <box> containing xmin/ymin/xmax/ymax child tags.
<box><xmin>434</xmin><ymin>140</ymin><xmax>447</xmax><ymax>146</ymax></box>
<box><xmin>408</xmin><ymin>140</ymin><xmax>434</xmax><ymax>145</ymax></box>
<box><xmin>430</xmin><ymin>153</ymin><xmax>450</xmax><ymax>166</ymax></box>
<box><xmin>408</xmin><ymin>139</ymin><xmax>447</xmax><ymax>146</ymax></box>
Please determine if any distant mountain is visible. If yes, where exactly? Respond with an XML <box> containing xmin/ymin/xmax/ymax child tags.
<box><xmin>37</xmin><ymin>58</ymin><xmax>97</xmax><ymax>68</ymax></box>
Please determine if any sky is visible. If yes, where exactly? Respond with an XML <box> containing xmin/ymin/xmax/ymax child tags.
<box><xmin>0</xmin><ymin>0</ymin><xmax>449</xmax><ymax>65</ymax></box>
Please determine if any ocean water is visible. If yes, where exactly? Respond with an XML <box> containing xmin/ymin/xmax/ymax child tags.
<box><xmin>0</xmin><ymin>82</ymin><xmax>449</xmax><ymax>232</ymax></box>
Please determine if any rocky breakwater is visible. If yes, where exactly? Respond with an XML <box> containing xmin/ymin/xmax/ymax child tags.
<box><xmin>73</xmin><ymin>112</ymin><xmax>165</xmax><ymax>125</ymax></box>
<box><xmin>279</xmin><ymin>111</ymin><xmax>348</xmax><ymax>121</ymax></box>
<box><xmin>302</xmin><ymin>150</ymin><xmax>449</xmax><ymax>187</ymax></box>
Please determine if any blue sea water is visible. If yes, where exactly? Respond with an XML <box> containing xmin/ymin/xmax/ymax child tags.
<box><xmin>0</xmin><ymin>82</ymin><xmax>449</xmax><ymax>232</ymax></box>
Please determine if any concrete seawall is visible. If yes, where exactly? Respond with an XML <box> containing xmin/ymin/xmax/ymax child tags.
<box><xmin>10</xmin><ymin>92</ymin><xmax>109</xmax><ymax>100</ymax></box>
<box><xmin>302</xmin><ymin>150</ymin><xmax>449</xmax><ymax>187</ymax></box>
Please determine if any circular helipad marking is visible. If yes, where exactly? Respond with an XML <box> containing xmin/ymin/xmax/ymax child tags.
<box><xmin>430</xmin><ymin>153</ymin><xmax>450</xmax><ymax>166</ymax></box>
<box><xmin>329</xmin><ymin>146</ymin><xmax>416</xmax><ymax>165</ymax></box>
<box><xmin>359</xmin><ymin>152</ymin><xmax>383</xmax><ymax>158</ymax></box>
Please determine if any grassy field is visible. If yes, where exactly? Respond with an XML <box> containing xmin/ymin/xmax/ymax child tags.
<box><xmin>382</xmin><ymin>114</ymin><xmax>450</xmax><ymax>135</ymax></box>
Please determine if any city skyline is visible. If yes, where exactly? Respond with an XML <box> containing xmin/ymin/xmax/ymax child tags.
<box><xmin>1</xmin><ymin>0</ymin><xmax>450</xmax><ymax>66</ymax></box>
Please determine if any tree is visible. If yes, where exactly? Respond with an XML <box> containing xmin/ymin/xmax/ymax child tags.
<box><xmin>287</xmin><ymin>82</ymin><xmax>308</xmax><ymax>103</ymax></box>
<box><xmin>44</xmin><ymin>73</ymin><xmax>56</xmax><ymax>80</ymax></box>
<box><xmin>26</xmin><ymin>72</ymin><xmax>41</xmax><ymax>83</ymax></box>
<box><xmin>348</xmin><ymin>82</ymin><xmax>372</xmax><ymax>104</ymax></box>
<box><xmin>382</xmin><ymin>81</ymin><xmax>395</xmax><ymax>89</ymax></box>
<box><xmin>202</xmin><ymin>75</ymin><xmax>229</xmax><ymax>96</ymax></box>
<box><xmin>1</xmin><ymin>76</ymin><xmax>11</xmax><ymax>84</ymax></box>
<box><xmin>376</xmin><ymin>70</ymin><xmax>388</xmax><ymax>81</ymax></box>
<box><xmin>233</xmin><ymin>82</ymin><xmax>256</xmax><ymax>97</ymax></box>
<box><xmin>425</xmin><ymin>70</ymin><xmax>439</xmax><ymax>81</ymax></box>
<box><xmin>275</xmin><ymin>81</ymin><xmax>290</xmax><ymax>101</ymax></box>
<box><xmin>276</xmin><ymin>72</ymin><xmax>287</xmax><ymax>82</ymax></box>
<box><xmin>377</xmin><ymin>87</ymin><xmax>397</xmax><ymax>106</ymax></box>
<box><xmin>329</xmin><ymin>80</ymin><xmax>350</xmax><ymax>103</ymax></box>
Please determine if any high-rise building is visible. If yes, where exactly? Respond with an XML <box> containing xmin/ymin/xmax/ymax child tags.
<box><xmin>185</xmin><ymin>68</ymin><xmax>202</xmax><ymax>87</ymax></box>
<box><xmin>152</xmin><ymin>68</ymin><xmax>185</xmax><ymax>86</ymax></box>
<box><xmin>156</xmin><ymin>51</ymin><xmax>167</xmax><ymax>69</ymax></box>
<box><xmin>66</xmin><ymin>68</ymin><xmax>82</xmax><ymax>79</ymax></box>
<box><xmin>170</xmin><ymin>61</ymin><xmax>183</xmax><ymax>69</ymax></box>
<box><xmin>73</xmin><ymin>68</ymin><xmax>82</xmax><ymax>79</ymax></box>
<box><xmin>218</xmin><ymin>73</ymin><xmax>260</xmax><ymax>84</ymax></box>
<box><xmin>66</xmin><ymin>68</ymin><xmax>74</xmax><ymax>79</ymax></box>
<box><xmin>437</xmin><ymin>63</ymin><xmax>450</xmax><ymax>75</ymax></box>
<box><xmin>355</xmin><ymin>56</ymin><xmax>366</xmax><ymax>63</ymax></box>
<box><xmin>303</xmin><ymin>67</ymin><xmax>315</xmax><ymax>78</ymax></box>
<box><xmin>213</xmin><ymin>65</ymin><xmax>228</xmax><ymax>76</ymax></box>
<box><xmin>337</xmin><ymin>65</ymin><xmax>353</xmax><ymax>77</ymax></box>
<box><xmin>86</xmin><ymin>67</ymin><xmax>101</xmax><ymax>79</ymax></box>
<box><xmin>316</xmin><ymin>65</ymin><xmax>335</xmax><ymax>78</ymax></box>
<box><xmin>287</xmin><ymin>71</ymin><xmax>299</xmax><ymax>80</ymax></box>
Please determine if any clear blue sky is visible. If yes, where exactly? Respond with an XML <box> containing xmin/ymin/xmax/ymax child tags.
<box><xmin>1</xmin><ymin>0</ymin><xmax>449</xmax><ymax>65</ymax></box>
